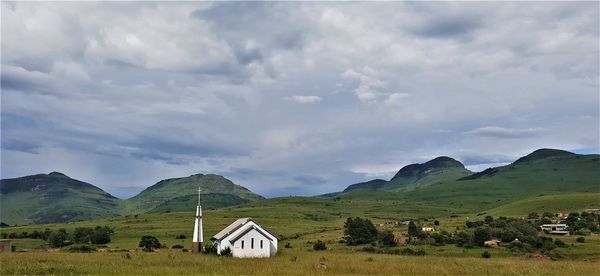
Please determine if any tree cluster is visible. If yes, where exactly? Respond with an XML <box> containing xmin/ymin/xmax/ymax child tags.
<box><xmin>1</xmin><ymin>226</ymin><xmax>113</xmax><ymax>248</ymax></box>
<box><xmin>343</xmin><ymin>217</ymin><xmax>398</xmax><ymax>247</ymax></box>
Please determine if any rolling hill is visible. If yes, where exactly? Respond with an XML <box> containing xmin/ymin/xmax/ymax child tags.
<box><xmin>360</xmin><ymin>149</ymin><xmax>598</xmax><ymax>213</ymax></box>
<box><xmin>0</xmin><ymin>172</ymin><xmax>121</xmax><ymax>225</ymax></box>
<box><xmin>0</xmin><ymin>172</ymin><xmax>264</xmax><ymax>225</ymax></box>
<box><xmin>121</xmin><ymin>173</ymin><xmax>264</xmax><ymax>214</ymax></box>
<box><xmin>333</xmin><ymin>148</ymin><xmax>599</xmax><ymax>214</ymax></box>
<box><xmin>344</xmin><ymin>156</ymin><xmax>472</xmax><ymax>193</ymax></box>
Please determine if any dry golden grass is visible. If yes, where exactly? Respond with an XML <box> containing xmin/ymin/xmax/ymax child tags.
<box><xmin>1</xmin><ymin>250</ymin><xmax>599</xmax><ymax>275</ymax></box>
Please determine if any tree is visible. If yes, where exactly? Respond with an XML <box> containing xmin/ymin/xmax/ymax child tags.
<box><xmin>139</xmin><ymin>236</ymin><xmax>161</xmax><ymax>252</ymax></box>
<box><xmin>91</xmin><ymin>226</ymin><xmax>113</xmax><ymax>244</ymax></box>
<box><xmin>434</xmin><ymin>220</ymin><xmax>440</xmax><ymax>226</ymax></box>
<box><xmin>527</xmin><ymin>212</ymin><xmax>539</xmax><ymax>220</ymax></box>
<box><xmin>474</xmin><ymin>227</ymin><xmax>491</xmax><ymax>246</ymax></box>
<box><xmin>481</xmin><ymin>250</ymin><xmax>491</xmax><ymax>258</ymax></box>
<box><xmin>48</xmin><ymin>229</ymin><xmax>70</xmax><ymax>248</ymax></box>
<box><xmin>73</xmin><ymin>227</ymin><xmax>94</xmax><ymax>244</ymax></box>
<box><xmin>377</xmin><ymin>230</ymin><xmax>396</xmax><ymax>247</ymax></box>
<box><xmin>313</xmin><ymin>240</ymin><xmax>327</xmax><ymax>251</ymax></box>
<box><xmin>407</xmin><ymin>221</ymin><xmax>421</xmax><ymax>243</ymax></box>
<box><xmin>343</xmin><ymin>217</ymin><xmax>378</xmax><ymax>245</ymax></box>
<box><xmin>484</xmin><ymin>216</ymin><xmax>494</xmax><ymax>224</ymax></box>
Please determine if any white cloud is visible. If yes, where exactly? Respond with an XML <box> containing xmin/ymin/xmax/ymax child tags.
<box><xmin>1</xmin><ymin>2</ymin><xmax>598</xmax><ymax>197</ymax></box>
<box><xmin>384</xmin><ymin>93</ymin><xmax>410</xmax><ymax>107</ymax></box>
<box><xmin>463</xmin><ymin>126</ymin><xmax>546</xmax><ymax>138</ymax></box>
<box><xmin>283</xmin><ymin>95</ymin><xmax>322</xmax><ymax>104</ymax></box>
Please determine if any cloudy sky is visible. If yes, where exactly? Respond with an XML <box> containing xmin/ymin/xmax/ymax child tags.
<box><xmin>1</xmin><ymin>2</ymin><xmax>598</xmax><ymax>198</ymax></box>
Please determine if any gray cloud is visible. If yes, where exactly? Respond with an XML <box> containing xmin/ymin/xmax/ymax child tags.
<box><xmin>1</xmin><ymin>2</ymin><xmax>598</xmax><ymax>198</ymax></box>
<box><xmin>463</xmin><ymin>126</ymin><xmax>546</xmax><ymax>139</ymax></box>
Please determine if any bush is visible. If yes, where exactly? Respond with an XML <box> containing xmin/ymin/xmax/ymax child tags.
<box><xmin>203</xmin><ymin>242</ymin><xmax>218</xmax><ymax>255</ymax></box>
<box><xmin>554</xmin><ymin>239</ymin><xmax>568</xmax><ymax>248</ymax></box>
<box><xmin>220</xmin><ymin>247</ymin><xmax>232</xmax><ymax>257</ymax></box>
<box><xmin>377</xmin><ymin>230</ymin><xmax>397</xmax><ymax>247</ymax></box>
<box><xmin>285</xmin><ymin>242</ymin><xmax>292</xmax><ymax>248</ymax></box>
<box><xmin>313</xmin><ymin>240</ymin><xmax>327</xmax><ymax>251</ymax></box>
<box><xmin>49</xmin><ymin>229</ymin><xmax>71</xmax><ymax>248</ymax></box>
<box><xmin>176</xmin><ymin>234</ymin><xmax>187</xmax><ymax>239</ymax></box>
<box><xmin>171</xmin><ymin>244</ymin><xmax>184</xmax><ymax>249</ymax></box>
<box><xmin>434</xmin><ymin>220</ymin><xmax>440</xmax><ymax>226</ymax></box>
<box><xmin>343</xmin><ymin>217</ymin><xmax>378</xmax><ymax>245</ymax></box>
<box><xmin>481</xmin><ymin>251</ymin><xmax>491</xmax><ymax>258</ymax></box>
<box><xmin>576</xmin><ymin>237</ymin><xmax>585</xmax><ymax>243</ymax></box>
<box><xmin>91</xmin><ymin>226</ymin><xmax>113</xmax><ymax>244</ymax></box>
<box><xmin>65</xmin><ymin>245</ymin><xmax>96</xmax><ymax>253</ymax></box>
<box><xmin>139</xmin><ymin>236</ymin><xmax>161</xmax><ymax>252</ymax></box>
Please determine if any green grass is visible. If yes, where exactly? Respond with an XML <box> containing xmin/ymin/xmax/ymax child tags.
<box><xmin>2</xmin><ymin>246</ymin><xmax>599</xmax><ymax>275</ymax></box>
<box><xmin>2</xmin><ymin>193</ymin><xmax>600</xmax><ymax>275</ymax></box>
<box><xmin>485</xmin><ymin>193</ymin><xmax>600</xmax><ymax>217</ymax></box>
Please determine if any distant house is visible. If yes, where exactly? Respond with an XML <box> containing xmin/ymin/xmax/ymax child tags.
<box><xmin>211</xmin><ymin>218</ymin><xmax>277</xmax><ymax>258</ymax></box>
<box><xmin>484</xmin><ymin>239</ymin><xmax>501</xmax><ymax>247</ymax></box>
<box><xmin>540</xmin><ymin>224</ymin><xmax>569</xmax><ymax>235</ymax></box>
<box><xmin>556</xmin><ymin>212</ymin><xmax>569</xmax><ymax>219</ymax></box>
<box><xmin>421</xmin><ymin>227</ymin><xmax>435</xmax><ymax>232</ymax></box>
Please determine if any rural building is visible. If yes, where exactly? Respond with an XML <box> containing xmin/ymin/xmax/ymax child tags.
<box><xmin>421</xmin><ymin>227</ymin><xmax>435</xmax><ymax>232</ymax></box>
<box><xmin>484</xmin><ymin>239</ymin><xmax>501</xmax><ymax>247</ymax></box>
<box><xmin>211</xmin><ymin>218</ymin><xmax>277</xmax><ymax>258</ymax></box>
<box><xmin>0</xmin><ymin>239</ymin><xmax>12</xmax><ymax>252</ymax></box>
<box><xmin>540</xmin><ymin>224</ymin><xmax>569</xmax><ymax>235</ymax></box>
<box><xmin>556</xmin><ymin>212</ymin><xmax>569</xmax><ymax>219</ymax></box>
<box><xmin>191</xmin><ymin>187</ymin><xmax>204</xmax><ymax>253</ymax></box>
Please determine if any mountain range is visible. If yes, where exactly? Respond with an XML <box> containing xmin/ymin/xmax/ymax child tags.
<box><xmin>0</xmin><ymin>173</ymin><xmax>263</xmax><ymax>225</ymax></box>
<box><xmin>1</xmin><ymin>148</ymin><xmax>598</xmax><ymax>225</ymax></box>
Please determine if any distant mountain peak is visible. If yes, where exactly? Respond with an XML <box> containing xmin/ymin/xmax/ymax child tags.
<box><xmin>391</xmin><ymin>156</ymin><xmax>465</xmax><ymax>180</ymax></box>
<box><xmin>48</xmin><ymin>172</ymin><xmax>69</xmax><ymax>178</ymax></box>
<box><xmin>513</xmin><ymin>148</ymin><xmax>576</xmax><ymax>164</ymax></box>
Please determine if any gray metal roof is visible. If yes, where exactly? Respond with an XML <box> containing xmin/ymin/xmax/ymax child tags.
<box><xmin>212</xmin><ymin>218</ymin><xmax>252</xmax><ymax>241</ymax></box>
<box><xmin>211</xmin><ymin>217</ymin><xmax>277</xmax><ymax>241</ymax></box>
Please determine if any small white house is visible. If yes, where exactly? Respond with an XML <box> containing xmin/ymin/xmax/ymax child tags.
<box><xmin>540</xmin><ymin>224</ymin><xmax>569</xmax><ymax>235</ymax></box>
<box><xmin>211</xmin><ymin>218</ymin><xmax>277</xmax><ymax>258</ymax></box>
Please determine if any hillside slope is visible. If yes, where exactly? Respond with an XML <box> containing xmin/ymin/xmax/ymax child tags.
<box><xmin>122</xmin><ymin>174</ymin><xmax>264</xmax><ymax>214</ymax></box>
<box><xmin>0</xmin><ymin>172</ymin><xmax>121</xmax><ymax>225</ymax></box>
<box><xmin>405</xmin><ymin>149</ymin><xmax>600</xmax><ymax>212</ymax></box>
<box><xmin>344</xmin><ymin>157</ymin><xmax>472</xmax><ymax>193</ymax></box>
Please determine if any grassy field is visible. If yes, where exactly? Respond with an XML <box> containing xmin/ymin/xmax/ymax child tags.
<box><xmin>2</xmin><ymin>193</ymin><xmax>600</xmax><ymax>275</ymax></box>
<box><xmin>2</xmin><ymin>250</ymin><xmax>600</xmax><ymax>275</ymax></box>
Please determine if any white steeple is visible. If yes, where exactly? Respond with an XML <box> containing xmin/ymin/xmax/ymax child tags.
<box><xmin>192</xmin><ymin>186</ymin><xmax>203</xmax><ymax>252</ymax></box>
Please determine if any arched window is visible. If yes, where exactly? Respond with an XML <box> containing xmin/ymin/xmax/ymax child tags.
<box><xmin>260</xmin><ymin>240</ymin><xmax>263</xmax><ymax>249</ymax></box>
<box><xmin>241</xmin><ymin>240</ymin><xmax>244</xmax><ymax>249</ymax></box>
<box><xmin>251</xmin><ymin>238</ymin><xmax>254</xmax><ymax>249</ymax></box>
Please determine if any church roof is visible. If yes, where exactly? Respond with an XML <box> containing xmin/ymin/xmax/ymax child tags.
<box><xmin>229</xmin><ymin>225</ymin><xmax>274</xmax><ymax>243</ymax></box>
<box><xmin>211</xmin><ymin>217</ymin><xmax>277</xmax><ymax>241</ymax></box>
<box><xmin>212</xmin><ymin>218</ymin><xmax>252</xmax><ymax>240</ymax></box>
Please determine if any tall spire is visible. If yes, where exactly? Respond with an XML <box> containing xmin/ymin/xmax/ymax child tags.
<box><xmin>198</xmin><ymin>186</ymin><xmax>201</xmax><ymax>206</ymax></box>
<box><xmin>192</xmin><ymin>186</ymin><xmax>204</xmax><ymax>253</ymax></box>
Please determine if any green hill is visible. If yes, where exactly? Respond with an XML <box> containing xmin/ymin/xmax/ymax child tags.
<box><xmin>335</xmin><ymin>148</ymin><xmax>599</xmax><ymax>215</ymax></box>
<box><xmin>148</xmin><ymin>193</ymin><xmax>252</xmax><ymax>213</ymax></box>
<box><xmin>0</xmin><ymin>172</ymin><xmax>121</xmax><ymax>225</ymax></box>
<box><xmin>122</xmin><ymin>173</ymin><xmax>264</xmax><ymax>214</ymax></box>
<box><xmin>484</xmin><ymin>193</ymin><xmax>600</xmax><ymax>217</ymax></box>
<box><xmin>1</xmin><ymin>172</ymin><xmax>264</xmax><ymax>225</ymax></box>
<box><xmin>405</xmin><ymin>149</ymin><xmax>600</xmax><ymax>212</ymax></box>
<box><xmin>344</xmin><ymin>156</ymin><xmax>472</xmax><ymax>192</ymax></box>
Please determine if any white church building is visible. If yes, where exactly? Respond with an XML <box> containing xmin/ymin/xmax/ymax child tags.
<box><xmin>191</xmin><ymin>187</ymin><xmax>277</xmax><ymax>258</ymax></box>
<box><xmin>211</xmin><ymin>218</ymin><xmax>278</xmax><ymax>258</ymax></box>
